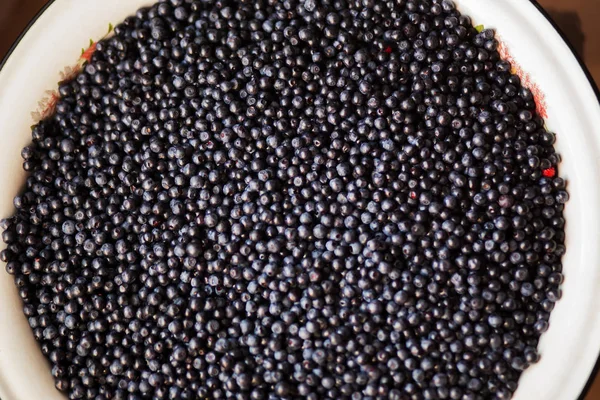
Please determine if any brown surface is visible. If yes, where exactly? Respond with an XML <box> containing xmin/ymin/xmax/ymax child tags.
<box><xmin>0</xmin><ymin>0</ymin><xmax>599</xmax><ymax>398</ymax></box>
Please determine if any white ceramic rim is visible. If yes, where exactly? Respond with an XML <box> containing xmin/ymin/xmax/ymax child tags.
<box><xmin>0</xmin><ymin>1</ymin><xmax>599</xmax><ymax>399</ymax></box>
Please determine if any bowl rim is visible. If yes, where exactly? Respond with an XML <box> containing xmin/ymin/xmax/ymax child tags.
<box><xmin>0</xmin><ymin>0</ymin><xmax>598</xmax><ymax>399</ymax></box>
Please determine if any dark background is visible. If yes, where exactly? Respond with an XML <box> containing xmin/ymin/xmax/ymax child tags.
<box><xmin>0</xmin><ymin>0</ymin><xmax>599</xmax><ymax>398</ymax></box>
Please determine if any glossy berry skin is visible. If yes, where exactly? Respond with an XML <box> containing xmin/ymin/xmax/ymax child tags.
<box><xmin>1</xmin><ymin>0</ymin><xmax>566</xmax><ymax>399</ymax></box>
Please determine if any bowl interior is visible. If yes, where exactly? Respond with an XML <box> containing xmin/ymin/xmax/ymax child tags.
<box><xmin>0</xmin><ymin>1</ymin><xmax>599</xmax><ymax>399</ymax></box>
<box><xmin>459</xmin><ymin>2</ymin><xmax>600</xmax><ymax>399</ymax></box>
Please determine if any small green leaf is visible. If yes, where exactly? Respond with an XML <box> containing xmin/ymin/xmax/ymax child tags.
<box><xmin>89</xmin><ymin>38</ymin><xmax>94</xmax><ymax>47</ymax></box>
<box><xmin>81</xmin><ymin>48</ymin><xmax>85</xmax><ymax>55</ymax></box>
<box><xmin>108</xmin><ymin>23</ymin><xmax>114</xmax><ymax>33</ymax></box>
<box><xmin>475</xmin><ymin>24</ymin><xmax>484</xmax><ymax>33</ymax></box>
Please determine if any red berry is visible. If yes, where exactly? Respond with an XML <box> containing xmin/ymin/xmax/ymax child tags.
<box><xmin>542</xmin><ymin>167</ymin><xmax>556</xmax><ymax>178</ymax></box>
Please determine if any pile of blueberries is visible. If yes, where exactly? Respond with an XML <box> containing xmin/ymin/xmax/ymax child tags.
<box><xmin>1</xmin><ymin>0</ymin><xmax>567</xmax><ymax>398</ymax></box>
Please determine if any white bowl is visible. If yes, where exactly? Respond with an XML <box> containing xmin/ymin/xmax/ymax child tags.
<box><xmin>0</xmin><ymin>0</ymin><xmax>599</xmax><ymax>399</ymax></box>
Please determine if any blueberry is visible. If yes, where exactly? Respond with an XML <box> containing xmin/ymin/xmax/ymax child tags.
<box><xmin>2</xmin><ymin>0</ymin><xmax>566</xmax><ymax>399</ymax></box>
